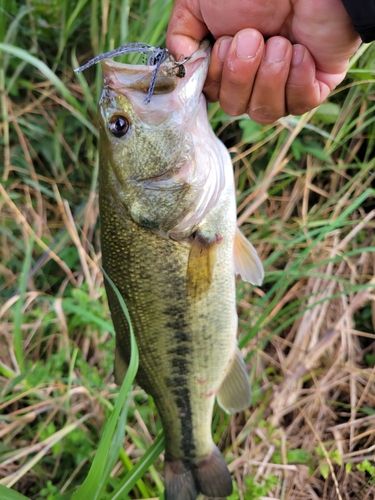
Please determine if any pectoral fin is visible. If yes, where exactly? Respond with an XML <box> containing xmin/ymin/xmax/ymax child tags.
<box><xmin>217</xmin><ymin>348</ymin><xmax>252</xmax><ymax>414</ymax></box>
<box><xmin>234</xmin><ymin>228</ymin><xmax>264</xmax><ymax>285</ymax></box>
<box><xmin>114</xmin><ymin>347</ymin><xmax>128</xmax><ymax>385</ymax></box>
<box><xmin>186</xmin><ymin>232</ymin><xmax>217</xmax><ymax>299</ymax></box>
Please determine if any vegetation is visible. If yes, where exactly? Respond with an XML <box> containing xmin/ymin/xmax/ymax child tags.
<box><xmin>1</xmin><ymin>1</ymin><xmax>375</xmax><ymax>499</ymax></box>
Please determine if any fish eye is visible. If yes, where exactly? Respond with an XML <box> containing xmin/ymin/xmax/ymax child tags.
<box><xmin>108</xmin><ymin>115</ymin><xmax>130</xmax><ymax>137</ymax></box>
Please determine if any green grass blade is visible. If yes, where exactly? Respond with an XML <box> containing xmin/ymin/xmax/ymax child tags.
<box><xmin>4</xmin><ymin>6</ymin><xmax>32</xmax><ymax>43</ymax></box>
<box><xmin>71</xmin><ymin>50</ymin><xmax>97</xmax><ymax>114</ymax></box>
<box><xmin>61</xmin><ymin>300</ymin><xmax>115</xmax><ymax>335</ymax></box>
<box><xmin>13</xmin><ymin>237</ymin><xmax>34</xmax><ymax>372</ymax></box>
<box><xmin>117</xmin><ymin>449</ymin><xmax>151</xmax><ymax>498</ymax></box>
<box><xmin>109</xmin><ymin>432</ymin><xmax>165</xmax><ymax>500</ymax></box>
<box><xmin>72</xmin><ymin>268</ymin><xmax>139</xmax><ymax>500</ymax></box>
<box><xmin>0</xmin><ymin>42</ymin><xmax>97</xmax><ymax>136</ymax></box>
<box><xmin>100</xmin><ymin>399</ymin><xmax>130</xmax><ymax>494</ymax></box>
<box><xmin>120</xmin><ymin>0</ymin><xmax>130</xmax><ymax>43</ymax></box>
<box><xmin>65</xmin><ymin>0</ymin><xmax>89</xmax><ymax>39</ymax></box>
<box><xmin>144</xmin><ymin>0</ymin><xmax>173</xmax><ymax>46</ymax></box>
<box><xmin>0</xmin><ymin>486</ymin><xmax>31</xmax><ymax>500</ymax></box>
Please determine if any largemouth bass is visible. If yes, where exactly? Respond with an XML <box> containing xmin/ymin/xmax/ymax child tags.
<box><xmin>98</xmin><ymin>41</ymin><xmax>264</xmax><ymax>500</ymax></box>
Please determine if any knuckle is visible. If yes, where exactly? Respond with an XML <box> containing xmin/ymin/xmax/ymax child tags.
<box><xmin>224</xmin><ymin>60</ymin><xmax>256</xmax><ymax>87</ymax></box>
<box><xmin>288</xmin><ymin>102</ymin><xmax>313</xmax><ymax>116</ymax></box>
<box><xmin>248</xmin><ymin>106</ymin><xmax>282</xmax><ymax>124</ymax></box>
<box><xmin>221</xmin><ymin>99</ymin><xmax>247</xmax><ymax>117</ymax></box>
<box><xmin>286</xmin><ymin>88</ymin><xmax>320</xmax><ymax>116</ymax></box>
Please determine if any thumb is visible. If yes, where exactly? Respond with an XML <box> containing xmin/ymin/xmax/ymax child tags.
<box><xmin>316</xmin><ymin>68</ymin><xmax>348</xmax><ymax>93</ymax></box>
<box><xmin>166</xmin><ymin>0</ymin><xmax>208</xmax><ymax>59</ymax></box>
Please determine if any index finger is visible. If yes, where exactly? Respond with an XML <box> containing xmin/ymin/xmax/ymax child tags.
<box><xmin>166</xmin><ymin>0</ymin><xmax>208</xmax><ymax>58</ymax></box>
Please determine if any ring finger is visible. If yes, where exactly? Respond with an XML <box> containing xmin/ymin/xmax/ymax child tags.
<box><xmin>208</xmin><ymin>29</ymin><xmax>264</xmax><ymax>116</ymax></box>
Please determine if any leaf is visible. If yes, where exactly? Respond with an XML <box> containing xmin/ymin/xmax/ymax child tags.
<box><xmin>332</xmin><ymin>449</ymin><xmax>342</xmax><ymax>466</ymax></box>
<box><xmin>291</xmin><ymin>137</ymin><xmax>303</xmax><ymax>160</ymax></box>
<box><xmin>319</xmin><ymin>464</ymin><xmax>329</xmax><ymax>480</ymax></box>
<box><xmin>239</xmin><ymin>119</ymin><xmax>263</xmax><ymax>142</ymax></box>
<box><xmin>357</xmin><ymin>460</ymin><xmax>375</xmax><ymax>476</ymax></box>
<box><xmin>365</xmin><ymin>353</ymin><xmax>375</xmax><ymax>367</ymax></box>
<box><xmin>314</xmin><ymin>102</ymin><xmax>341</xmax><ymax>124</ymax></box>
<box><xmin>303</xmin><ymin>145</ymin><xmax>332</xmax><ymax>163</ymax></box>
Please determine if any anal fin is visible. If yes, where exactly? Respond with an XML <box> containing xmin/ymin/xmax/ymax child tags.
<box><xmin>217</xmin><ymin>347</ymin><xmax>252</xmax><ymax>414</ymax></box>
<box><xmin>234</xmin><ymin>228</ymin><xmax>264</xmax><ymax>285</ymax></box>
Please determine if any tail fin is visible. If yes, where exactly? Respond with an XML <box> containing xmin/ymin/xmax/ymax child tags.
<box><xmin>164</xmin><ymin>461</ymin><xmax>197</xmax><ymax>500</ymax></box>
<box><xmin>193</xmin><ymin>446</ymin><xmax>233</xmax><ymax>498</ymax></box>
<box><xmin>164</xmin><ymin>446</ymin><xmax>233</xmax><ymax>500</ymax></box>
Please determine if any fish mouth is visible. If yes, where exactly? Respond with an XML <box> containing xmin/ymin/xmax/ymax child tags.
<box><xmin>132</xmin><ymin>139</ymin><xmax>194</xmax><ymax>189</ymax></box>
<box><xmin>103</xmin><ymin>60</ymin><xmax>179</xmax><ymax>96</ymax></box>
<box><xmin>133</xmin><ymin>162</ymin><xmax>192</xmax><ymax>191</ymax></box>
<box><xmin>137</xmin><ymin>173</ymin><xmax>184</xmax><ymax>190</ymax></box>
<box><xmin>101</xmin><ymin>39</ymin><xmax>211</xmax><ymax>97</ymax></box>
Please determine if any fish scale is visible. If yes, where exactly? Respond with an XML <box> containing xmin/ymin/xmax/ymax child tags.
<box><xmin>100</xmin><ymin>197</ymin><xmax>232</xmax><ymax>461</ymax></box>
<box><xmin>97</xmin><ymin>40</ymin><xmax>264</xmax><ymax>499</ymax></box>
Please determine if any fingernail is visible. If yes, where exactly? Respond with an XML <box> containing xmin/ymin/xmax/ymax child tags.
<box><xmin>264</xmin><ymin>38</ymin><xmax>288</xmax><ymax>63</ymax></box>
<box><xmin>292</xmin><ymin>45</ymin><xmax>305</xmax><ymax>66</ymax></box>
<box><xmin>236</xmin><ymin>30</ymin><xmax>261</xmax><ymax>59</ymax></box>
<box><xmin>218</xmin><ymin>37</ymin><xmax>232</xmax><ymax>62</ymax></box>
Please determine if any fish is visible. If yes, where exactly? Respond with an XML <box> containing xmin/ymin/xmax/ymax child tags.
<box><xmin>98</xmin><ymin>40</ymin><xmax>264</xmax><ymax>500</ymax></box>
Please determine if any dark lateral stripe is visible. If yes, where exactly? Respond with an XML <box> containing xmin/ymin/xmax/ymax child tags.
<box><xmin>171</xmin><ymin>384</ymin><xmax>195</xmax><ymax>461</ymax></box>
<box><xmin>169</xmin><ymin>344</ymin><xmax>190</xmax><ymax>357</ymax></box>
<box><xmin>172</xmin><ymin>356</ymin><xmax>188</xmax><ymax>374</ymax></box>
<box><xmin>167</xmin><ymin>346</ymin><xmax>195</xmax><ymax>462</ymax></box>
<box><xmin>162</xmin><ymin>268</ymin><xmax>195</xmax><ymax>462</ymax></box>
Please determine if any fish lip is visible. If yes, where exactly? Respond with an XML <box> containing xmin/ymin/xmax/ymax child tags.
<box><xmin>131</xmin><ymin>173</ymin><xmax>187</xmax><ymax>192</ymax></box>
<box><xmin>101</xmin><ymin>39</ymin><xmax>211</xmax><ymax>73</ymax></box>
<box><xmin>133</xmin><ymin>165</ymin><xmax>184</xmax><ymax>187</ymax></box>
<box><xmin>131</xmin><ymin>141</ymin><xmax>193</xmax><ymax>187</ymax></box>
<box><xmin>101</xmin><ymin>39</ymin><xmax>211</xmax><ymax>96</ymax></box>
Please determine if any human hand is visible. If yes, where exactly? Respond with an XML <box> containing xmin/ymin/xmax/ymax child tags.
<box><xmin>166</xmin><ymin>0</ymin><xmax>361</xmax><ymax>123</ymax></box>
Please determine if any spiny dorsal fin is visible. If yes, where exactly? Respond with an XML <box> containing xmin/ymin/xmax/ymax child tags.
<box><xmin>217</xmin><ymin>347</ymin><xmax>252</xmax><ymax>414</ymax></box>
<box><xmin>186</xmin><ymin>232</ymin><xmax>217</xmax><ymax>299</ymax></box>
<box><xmin>234</xmin><ymin>228</ymin><xmax>264</xmax><ymax>285</ymax></box>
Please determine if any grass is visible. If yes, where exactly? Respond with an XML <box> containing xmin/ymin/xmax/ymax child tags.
<box><xmin>1</xmin><ymin>1</ymin><xmax>375</xmax><ymax>499</ymax></box>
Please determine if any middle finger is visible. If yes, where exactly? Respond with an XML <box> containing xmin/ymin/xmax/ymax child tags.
<box><xmin>218</xmin><ymin>28</ymin><xmax>264</xmax><ymax>116</ymax></box>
